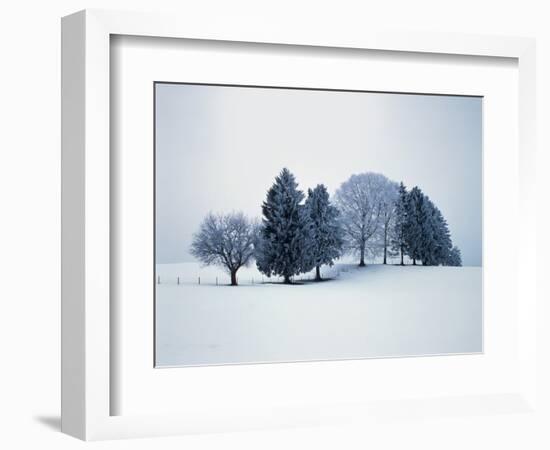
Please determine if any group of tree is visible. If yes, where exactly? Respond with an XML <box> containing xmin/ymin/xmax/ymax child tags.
<box><xmin>388</xmin><ymin>183</ymin><xmax>462</xmax><ymax>267</ymax></box>
<box><xmin>256</xmin><ymin>168</ymin><xmax>343</xmax><ymax>284</ymax></box>
<box><xmin>190</xmin><ymin>168</ymin><xmax>462</xmax><ymax>286</ymax></box>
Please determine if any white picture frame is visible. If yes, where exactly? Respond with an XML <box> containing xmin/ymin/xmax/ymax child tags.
<box><xmin>61</xmin><ymin>9</ymin><xmax>537</xmax><ymax>441</ymax></box>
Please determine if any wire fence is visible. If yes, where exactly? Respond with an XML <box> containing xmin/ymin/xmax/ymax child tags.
<box><xmin>156</xmin><ymin>265</ymin><xmax>353</xmax><ymax>287</ymax></box>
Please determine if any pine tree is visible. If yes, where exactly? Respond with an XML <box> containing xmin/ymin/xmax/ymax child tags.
<box><xmin>256</xmin><ymin>168</ymin><xmax>314</xmax><ymax>283</ymax></box>
<box><xmin>403</xmin><ymin>186</ymin><xmax>458</xmax><ymax>266</ymax></box>
<box><xmin>404</xmin><ymin>186</ymin><xmax>426</xmax><ymax>265</ymax></box>
<box><xmin>305</xmin><ymin>184</ymin><xmax>344</xmax><ymax>281</ymax></box>
<box><xmin>406</xmin><ymin>188</ymin><xmax>451</xmax><ymax>266</ymax></box>
<box><xmin>389</xmin><ymin>182</ymin><xmax>408</xmax><ymax>265</ymax></box>
<box><xmin>430</xmin><ymin>206</ymin><xmax>453</xmax><ymax>265</ymax></box>
<box><xmin>418</xmin><ymin>196</ymin><xmax>437</xmax><ymax>265</ymax></box>
<box><xmin>446</xmin><ymin>246</ymin><xmax>462</xmax><ymax>266</ymax></box>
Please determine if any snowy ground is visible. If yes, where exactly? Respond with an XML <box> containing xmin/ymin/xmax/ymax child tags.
<box><xmin>155</xmin><ymin>262</ymin><xmax>482</xmax><ymax>367</ymax></box>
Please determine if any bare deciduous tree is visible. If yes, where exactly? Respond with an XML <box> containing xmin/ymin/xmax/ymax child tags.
<box><xmin>334</xmin><ymin>172</ymin><xmax>389</xmax><ymax>267</ymax></box>
<box><xmin>190</xmin><ymin>212</ymin><xmax>259</xmax><ymax>286</ymax></box>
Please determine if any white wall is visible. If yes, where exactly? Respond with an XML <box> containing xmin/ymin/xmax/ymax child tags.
<box><xmin>0</xmin><ymin>1</ymin><xmax>548</xmax><ymax>449</ymax></box>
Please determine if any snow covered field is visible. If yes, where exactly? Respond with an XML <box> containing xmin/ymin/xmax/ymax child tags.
<box><xmin>155</xmin><ymin>263</ymin><xmax>482</xmax><ymax>367</ymax></box>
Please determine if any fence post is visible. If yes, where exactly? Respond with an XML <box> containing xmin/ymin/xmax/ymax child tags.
<box><xmin>198</xmin><ymin>276</ymin><xmax>200</xmax><ymax>285</ymax></box>
<box><xmin>216</xmin><ymin>277</ymin><xmax>218</xmax><ymax>286</ymax></box>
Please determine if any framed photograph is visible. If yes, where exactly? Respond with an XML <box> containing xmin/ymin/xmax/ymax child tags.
<box><xmin>153</xmin><ymin>82</ymin><xmax>482</xmax><ymax>368</ymax></box>
<box><xmin>61</xmin><ymin>9</ymin><xmax>537</xmax><ymax>440</ymax></box>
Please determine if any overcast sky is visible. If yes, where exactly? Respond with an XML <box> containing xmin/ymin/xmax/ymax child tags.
<box><xmin>155</xmin><ymin>83</ymin><xmax>482</xmax><ymax>266</ymax></box>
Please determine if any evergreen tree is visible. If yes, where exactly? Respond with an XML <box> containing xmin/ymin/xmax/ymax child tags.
<box><xmin>389</xmin><ymin>182</ymin><xmax>408</xmax><ymax>265</ymax></box>
<box><xmin>403</xmin><ymin>186</ymin><xmax>426</xmax><ymax>265</ymax></box>
<box><xmin>417</xmin><ymin>196</ymin><xmax>438</xmax><ymax>265</ymax></box>
<box><xmin>405</xmin><ymin>190</ymin><xmax>454</xmax><ymax>266</ymax></box>
<box><xmin>430</xmin><ymin>206</ymin><xmax>453</xmax><ymax>265</ymax></box>
<box><xmin>304</xmin><ymin>184</ymin><xmax>344</xmax><ymax>281</ymax></box>
<box><xmin>446</xmin><ymin>246</ymin><xmax>463</xmax><ymax>267</ymax></box>
<box><xmin>256</xmin><ymin>168</ymin><xmax>314</xmax><ymax>283</ymax></box>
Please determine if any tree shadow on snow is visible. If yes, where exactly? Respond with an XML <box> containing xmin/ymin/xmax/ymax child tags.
<box><xmin>261</xmin><ymin>277</ymin><xmax>339</xmax><ymax>286</ymax></box>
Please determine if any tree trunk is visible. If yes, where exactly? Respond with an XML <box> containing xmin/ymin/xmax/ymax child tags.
<box><xmin>283</xmin><ymin>274</ymin><xmax>291</xmax><ymax>284</ymax></box>
<box><xmin>400</xmin><ymin>247</ymin><xmax>404</xmax><ymax>266</ymax></box>
<box><xmin>359</xmin><ymin>244</ymin><xmax>366</xmax><ymax>267</ymax></box>
<box><xmin>315</xmin><ymin>265</ymin><xmax>321</xmax><ymax>281</ymax></box>
<box><xmin>230</xmin><ymin>270</ymin><xmax>238</xmax><ymax>286</ymax></box>
<box><xmin>413</xmin><ymin>258</ymin><xmax>416</xmax><ymax>266</ymax></box>
<box><xmin>383</xmin><ymin>227</ymin><xmax>387</xmax><ymax>264</ymax></box>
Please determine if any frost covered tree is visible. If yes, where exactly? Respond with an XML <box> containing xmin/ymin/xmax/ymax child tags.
<box><xmin>304</xmin><ymin>184</ymin><xmax>344</xmax><ymax>281</ymax></box>
<box><xmin>417</xmin><ymin>195</ymin><xmax>439</xmax><ymax>265</ymax></box>
<box><xmin>404</xmin><ymin>186</ymin><xmax>428</xmax><ymax>265</ymax></box>
<box><xmin>335</xmin><ymin>172</ymin><xmax>387</xmax><ymax>267</ymax></box>
<box><xmin>390</xmin><ymin>182</ymin><xmax>409</xmax><ymax>265</ymax></box>
<box><xmin>190</xmin><ymin>212</ymin><xmax>259</xmax><ymax>286</ymax></box>
<box><xmin>256</xmin><ymin>168</ymin><xmax>314</xmax><ymax>284</ymax></box>
<box><xmin>378</xmin><ymin>179</ymin><xmax>399</xmax><ymax>264</ymax></box>
<box><xmin>426</xmin><ymin>205</ymin><xmax>453</xmax><ymax>266</ymax></box>
<box><xmin>446</xmin><ymin>246</ymin><xmax>462</xmax><ymax>267</ymax></box>
<box><xmin>403</xmin><ymin>186</ymin><xmax>457</xmax><ymax>266</ymax></box>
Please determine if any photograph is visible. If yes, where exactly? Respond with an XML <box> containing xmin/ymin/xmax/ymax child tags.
<box><xmin>154</xmin><ymin>82</ymin><xmax>483</xmax><ymax>367</ymax></box>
